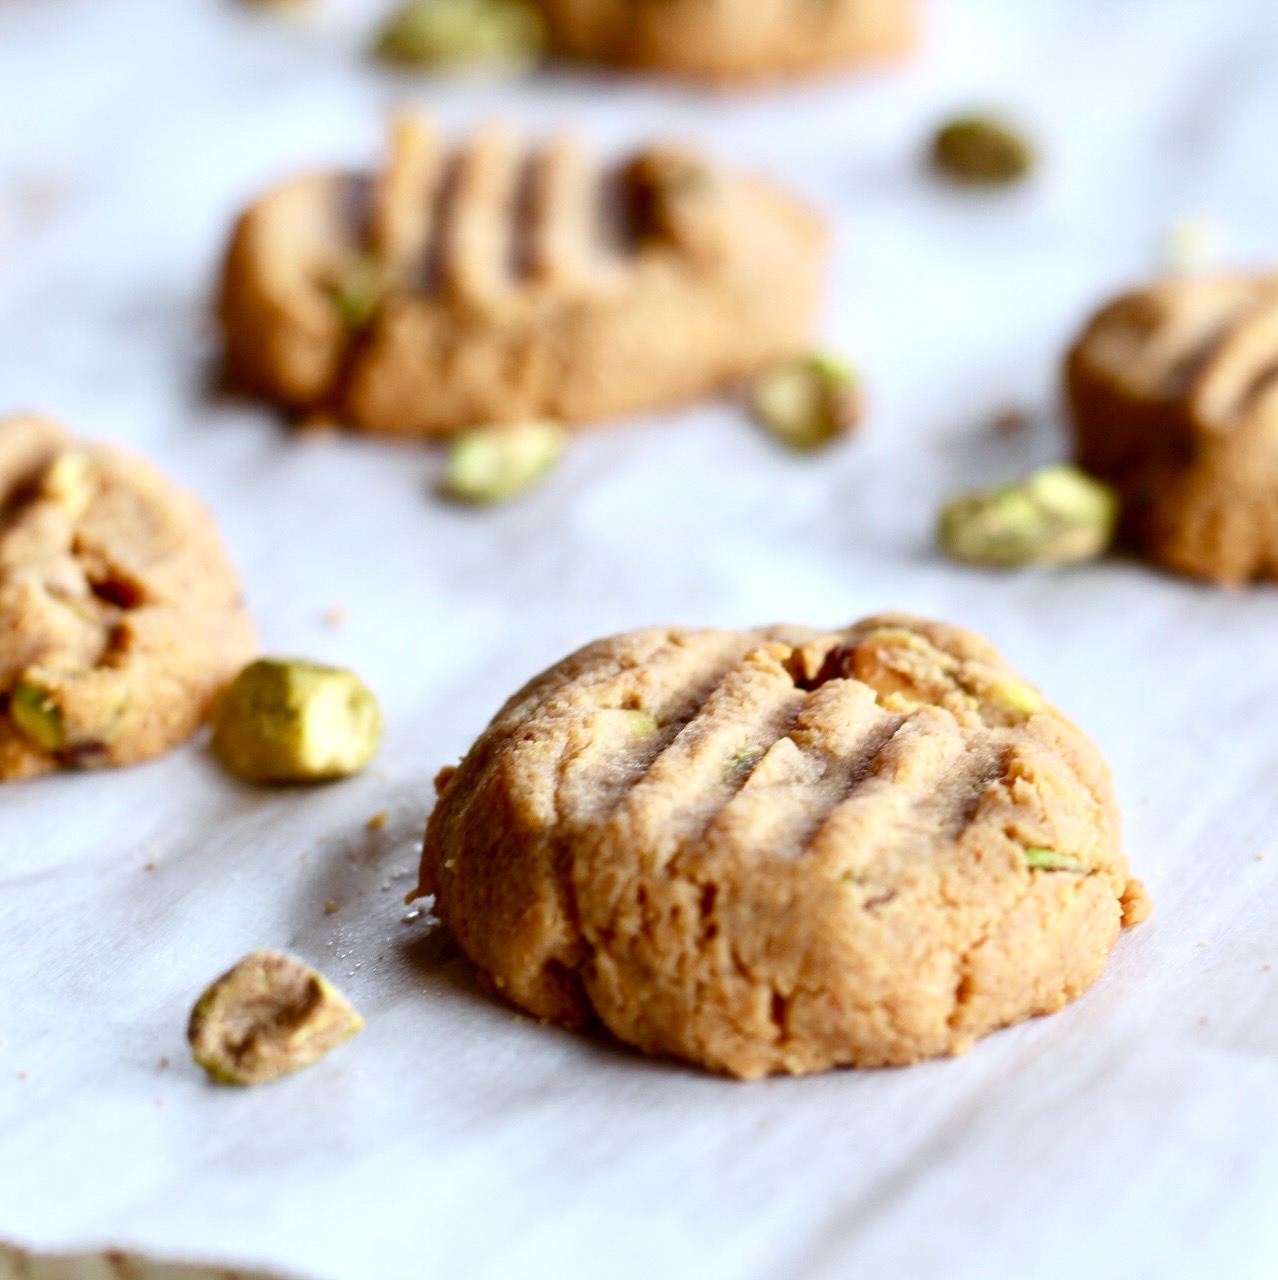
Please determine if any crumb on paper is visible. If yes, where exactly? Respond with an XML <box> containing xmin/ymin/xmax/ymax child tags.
<box><xmin>992</xmin><ymin>407</ymin><xmax>1029</xmax><ymax>435</ymax></box>
<box><xmin>296</xmin><ymin>413</ymin><xmax>340</xmax><ymax>439</ymax></box>
<box><xmin>324</xmin><ymin>900</ymin><xmax>340</xmax><ymax>915</ymax></box>
<box><xmin>367</xmin><ymin>809</ymin><xmax>389</xmax><ymax>830</ymax></box>
<box><xmin>321</xmin><ymin>605</ymin><xmax>346</xmax><ymax>628</ymax></box>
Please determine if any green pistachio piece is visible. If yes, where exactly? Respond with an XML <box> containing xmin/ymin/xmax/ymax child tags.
<box><xmin>931</xmin><ymin>115</ymin><xmax>1035</xmax><ymax>187</ymax></box>
<box><xmin>188</xmin><ymin>950</ymin><xmax>363</xmax><ymax>1086</ymax></box>
<box><xmin>374</xmin><ymin>0</ymin><xmax>545</xmax><ymax>69</ymax></box>
<box><xmin>212</xmin><ymin>659</ymin><xmax>382</xmax><ymax>784</ymax></box>
<box><xmin>10</xmin><ymin>680</ymin><xmax>65</xmax><ymax>753</ymax></box>
<box><xmin>751</xmin><ymin>352</ymin><xmax>862</xmax><ymax>452</ymax></box>
<box><xmin>40</xmin><ymin>451</ymin><xmax>97</xmax><ymax>521</ymax></box>
<box><xmin>1024</xmin><ymin>847</ymin><xmax>1089</xmax><ymax>874</ymax></box>
<box><xmin>728</xmin><ymin>745</ymin><xmax>766</xmax><ymax>773</ymax></box>
<box><xmin>618</xmin><ymin>710</ymin><xmax>659</xmax><ymax>734</ymax></box>
<box><xmin>938</xmin><ymin>464</ymin><xmax>1118</xmax><ymax>570</ymax></box>
<box><xmin>441</xmin><ymin>420</ymin><xmax>569</xmax><ymax>505</ymax></box>
<box><xmin>326</xmin><ymin>255</ymin><xmax>390</xmax><ymax>330</ymax></box>
<box><xmin>988</xmin><ymin>677</ymin><xmax>1044</xmax><ymax>717</ymax></box>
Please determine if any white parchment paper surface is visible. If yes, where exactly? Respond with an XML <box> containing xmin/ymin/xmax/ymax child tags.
<box><xmin>2</xmin><ymin>1</ymin><xmax>1278</xmax><ymax>1276</ymax></box>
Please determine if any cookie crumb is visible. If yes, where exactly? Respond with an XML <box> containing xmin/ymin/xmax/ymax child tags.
<box><xmin>992</xmin><ymin>407</ymin><xmax>1029</xmax><ymax>435</ymax></box>
<box><xmin>367</xmin><ymin>810</ymin><xmax>390</xmax><ymax>830</ymax></box>
<box><xmin>296</xmin><ymin>413</ymin><xmax>340</xmax><ymax>439</ymax></box>
<box><xmin>324</xmin><ymin>900</ymin><xmax>340</xmax><ymax>915</ymax></box>
<box><xmin>321</xmin><ymin>605</ymin><xmax>346</xmax><ymax>628</ymax></box>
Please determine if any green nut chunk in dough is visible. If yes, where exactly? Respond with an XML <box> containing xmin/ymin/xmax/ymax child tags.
<box><xmin>188</xmin><ymin>950</ymin><xmax>363</xmax><ymax>1086</ymax></box>
<box><xmin>931</xmin><ymin>115</ymin><xmax>1035</xmax><ymax>187</ymax></box>
<box><xmin>938</xmin><ymin>464</ymin><xmax>1118</xmax><ymax>570</ymax></box>
<box><xmin>617</xmin><ymin>709</ymin><xmax>659</xmax><ymax>735</ymax></box>
<box><xmin>441</xmin><ymin>420</ymin><xmax>569</xmax><ymax>505</ymax></box>
<box><xmin>327</xmin><ymin>255</ymin><xmax>390</xmax><ymax>331</ymax></box>
<box><xmin>374</xmin><ymin>0</ymin><xmax>545</xmax><ymax>69</ymax></box>
<box><xmin>10</xmin><ymin>680</ymin><xmax>65</xmax><ymax>753</ymax></box>
<box><xmin>751</xmin><ymin>352</ymin><xmax>862</xmax><ymax>452</ymax></box>
<box><xmin>989</xmin><ymin>677</ymin><xmax>1044</xmax><ymax>718</ymax></box>
<box><xmin>1025</xmin><ymin>847</ymin><xmax>1089</xmax><ymax>874</ymax></box>
<box><xmin>212</xmin><ymin>659</ymin><xmax>382</xmax><ymax>784</ymax></box>
<box><xmin>41</xmin><ymin>451</ymin><xmax>97</xmax><ymax>520</ymax></box>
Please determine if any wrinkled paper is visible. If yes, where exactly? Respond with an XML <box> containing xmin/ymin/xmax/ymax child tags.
<box><xmin>3</xmin><ymin>1</ymin><xmax>1278</xmax><ymax>1277</ymax></box>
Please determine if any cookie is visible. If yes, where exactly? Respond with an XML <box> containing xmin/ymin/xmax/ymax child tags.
<box><xmin>1067</xmin><ymin>273</ymin><xmax>1278</xmax><ymax>584</ymax></box>
<box><xmin>0</xmin><ymin>415</ymin><xmax>256</xmax><ymax>781</ymax></box>
<box><xmin>419</xmin><ymin>614</ymin><xmax>1149</xmax><ymax>1079</ymax></box>
<box><xmin>219</xmin><ymin>116</ymin><xmax>827</xmax><ymax>438</ymax></box>
<box><xmin>536</xmin><ymin>0</ymin><xmax>916</xmax><ymax>85</ymax></box>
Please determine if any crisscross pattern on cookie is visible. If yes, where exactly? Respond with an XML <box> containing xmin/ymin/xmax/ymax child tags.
<box><xmin>422</xmin><ymin>616</ymin><xmax>1144</xmax><ymax>1077</ymax></box>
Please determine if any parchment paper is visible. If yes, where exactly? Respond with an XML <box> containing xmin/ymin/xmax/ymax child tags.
<box><xmin>3</xmin><ymin>1</ymin><xmax>1278</xmax><ymax>1277</ymax></box>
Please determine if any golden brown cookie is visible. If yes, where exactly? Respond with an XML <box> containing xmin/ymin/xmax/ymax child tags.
<box><xmin>218</xmin><ymin>116</ymin><xmax>828</xmax><ymax>437</ymax></box>
<box><xmin>1067</xmin><ymin>273</ymin><xmax>1278</xmax><ymax>584</ymax></box>
<box><xmin>419</xmin><ymin>614</ymin><xmax>1149</xmax><ymax>1079</ymax></box>
<box><xmin>536</xmin><ymin>0</ymin><xmax>916</xmax><ymax>85</ymax></box>
<box><xmin>0</xmin><ymin>415</ymin><xmax>256</xmax><ymax>781</ymax></box>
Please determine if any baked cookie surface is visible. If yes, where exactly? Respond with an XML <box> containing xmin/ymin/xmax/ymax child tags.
<box><xmin>420</xmin><ymin>615</ymin><xmax>1149</xmax><ymax>1079</ymax></box>
<box><xmin>1067</xmin><ymin>274</ymin><xmax>1278</xmax><ymax>584</ymax></box>
<box><xmin>0</xmin><ymin>415</ymin><xmax>256</xmax><ymax>781</ymax></box>
<box><xmin>536</xmin><ymin>0</ymin><xmax>916</xmax><ymax>84</ymax></box>
<box><xmin>219</xmin><ymin>117</ymin><xmax>827</xmax><ymax>438</ymax></box>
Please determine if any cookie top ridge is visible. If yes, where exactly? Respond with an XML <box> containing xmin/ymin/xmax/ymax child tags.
<box><xmin>0</xmin><ymin>415</ymin><xmax>256</xmax><ymax>780</ymax></box>
<box><xmin>420</xmin><ymin>614</ymin><xmax>1149</xmax><ymax>1079</ymax></box>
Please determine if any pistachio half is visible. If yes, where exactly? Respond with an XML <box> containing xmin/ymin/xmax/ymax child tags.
<box><xmin>751</xmin><ymin>352</ymin><xmax>862</xmax><ymax>452</ymax></box>
<box><xmin>938</xmin><ymin>464</ymin><xmax>1118</xmax><ymax>570</ymax></box>
<box><xmin>188</xmin><ymin>950</ymin><xmax>363</xmax><ymax>1086</ymax></box>
<box><xmin>374</xmin><ymin>0</ymin><xmax>545</xmax><ymax>70</ymax></box>
<box><xmin>441</xmin><ymin>420</ymin><xmax>568</xmax><ymax>505</ymax></box>
<box><xmin>931</xmin><ymin>115</ymin><xmax>1035</xmax><ymax>187</ymax></box>
<box><xmin>212</xmin><ymin>658</ymin><xmax>382</xmax><ymax>784</ymax></box>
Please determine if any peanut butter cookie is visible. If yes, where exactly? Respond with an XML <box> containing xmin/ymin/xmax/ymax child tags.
<box><xmin>219</xmin><ymin>116</ymin><xmax>827</xmax><ymax>437</ymax></box>
<box><xmin>0</xmin><ymin>415</ymin><xmax>256</xmax><ymax>781</ymax></box>
<box><xmin>536</xmin><ymin>0</ymin><xmax>916</xmax><ymax>85</ymax></box>
<box><xmin>1067</xmin><ymin>273</ymin><xmax>1278</xmax><ymax>584</ymax></box>
<box><xmin>419</xmin><ymin>615</ymin><xmax>1149</xmax><ymax>1079</ymax></box>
